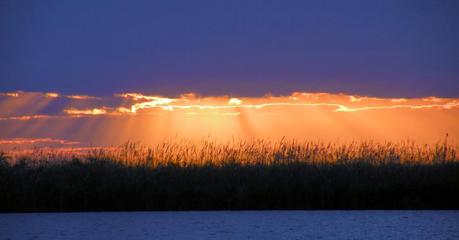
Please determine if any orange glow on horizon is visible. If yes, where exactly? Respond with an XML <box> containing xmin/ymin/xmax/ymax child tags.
<box><xmin>1</xmin><ymin>91</ymin><xmax>458</xmax><ymax>148</ymax></box>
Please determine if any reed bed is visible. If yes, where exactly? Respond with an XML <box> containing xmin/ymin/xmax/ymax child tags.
<box><xmin>0</xmin><ymin>138</ymin><xmax>458</xmax><ymax>211</ymax></box>
<box><xmin>5</xmin><ymin>138</ymin><xmax>457</xmax><ymax>167</ymax></box>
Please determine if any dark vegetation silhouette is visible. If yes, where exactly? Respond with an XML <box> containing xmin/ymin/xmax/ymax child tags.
<box><xmin>0</xmin><ymin>138</ymin><xmax>458</xmax><ymax>212</ymax></box>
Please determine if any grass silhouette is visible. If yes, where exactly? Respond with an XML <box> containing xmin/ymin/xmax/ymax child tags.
<box><xmin>0</xmin><ymin>138</ymin><xmax>458</xmax><ymax>211</ymax></box>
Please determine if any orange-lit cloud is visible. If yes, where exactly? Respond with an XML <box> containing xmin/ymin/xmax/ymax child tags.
<box><xmin>66</xmin><ymin>95</ymin><xmax>100</xmax><ymax>100</ymax></box>
<box><xmin>228</xmin><ymin>98</ymin><xmax>243</xmax><ymax>105</ymax></box>
<box><xmin>64</xmin><ymin>108</ymin><xmax>108</xmax><ymax>115</ymax></box>
<box><xmin>1</xmin><ymin>91</ymin><xmax>458</xmax><ymax>147</ymax></box>
<box><xmin>45</xmin><ymin>92</ymin><xmax>60</xmax><ymax>98</ymax></box>
<box><xmin>334</xmin><ymin>101</ymin><xmax>459</xmax><ymax>112</ymax></box>
<box><xmin>0</xmin><ymin>138</ymin><xmax>82</xmax><ymax>150</ymax></box>
<box><xmin>0</xmin><ymin>138</ymin><xmax>80</xmax><ymax>145</ymax></box>
<box><xmin>0</xmin><ymin>92</ymin><xmax>21</xmax><ymax>97</ymax></box>
<box><xmin>118</xmin><ymin>93</ymin><xmax>177</xmax><ymax>113</ymax></box>
<box><xmin>4</xmin><ymin>91</ymin><xmax>458</xmax><ymax>116</ymax></box>
<box><xmin>1</xmin><ymin>91</ymin><xmax>101</xmax><ymax>100</ymax></box>
<box><xmin>110</xmin><ymin>92</ymin><xmax>459</xmax><ymax>113</ymax></box>
<box><xmin>0</xmin><ymin>115</ymin><xmax>53</xmax><ymax>121</ymax></box>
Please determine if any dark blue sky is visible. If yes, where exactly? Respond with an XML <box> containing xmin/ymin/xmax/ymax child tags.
<box><xmin>1</xmin><ymin>0</ymin><xmax>458</xmax><ymax>97</ymax></box>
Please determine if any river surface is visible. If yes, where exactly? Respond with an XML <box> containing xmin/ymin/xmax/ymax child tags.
<box><xmin>1</xmin><ymin>211</ymin><xmax>458</xmax><ymax>240</ymax></box>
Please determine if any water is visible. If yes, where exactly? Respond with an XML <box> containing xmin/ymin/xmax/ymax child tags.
<box><xmin>1</xmin><ymin>211</ymin><xmax>458</xmax><ymax>240</ymax></box>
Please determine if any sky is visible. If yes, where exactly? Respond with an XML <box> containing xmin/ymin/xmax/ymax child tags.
<box><xmin>1</xmin><ymin>0</ymin><xmax>459</xmax><ymax>97</ymax></box>
<box><xmin>1</xmin><ymin>91</ymin><xmax>458</xmax><ymax>148</ymax></box>
<box><xmin>1</xmin><ymin>1</ymin><xmax>459</xmax><ymax>148</ymax></box>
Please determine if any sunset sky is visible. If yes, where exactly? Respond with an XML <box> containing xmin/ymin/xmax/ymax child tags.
<box><xmin>0</xmin><ymin>91</ymin><xmax>458</xmax><ymax>148</ymax></box>
<box><xmin>1</xmin><ymin>0</ymin><xmax>458</xmax><ymax>97</ymax></box>
<box><xmin>1</xmin><ymin>0</ymin><xmax>458</xmax><ymax>148</ymax></box>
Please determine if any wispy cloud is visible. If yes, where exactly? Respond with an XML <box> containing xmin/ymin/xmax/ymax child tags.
<box><xmin>66</xmin><ymin>95</ymin><xmax>100</xmax><ymax>100</ymax></box>
<box><xmin>2</xmin><ymin>91</ymin><xmax>458</xmax><ymax>120</ymax></box>
<box><xmin>64</xmin><ymin>108</ymin><xmax>108</xmax><ymax>115</ymax></box>
<box><xmin>0</xmin><ymin>138</ymin><xmax>80</xmax><ymax>145</ymax></box>
<box><xmin>0</xmin><ymin>115</ymin><xmax>53</xmax><ymax>121</ymax></box>
<box><xmin>45</xmin><ymin>92</ymin><xmax>60</xmax><ymax>98</ymax></box>
<box><xmin>0</xmin><ymin>91</ymin><xmax>23</xmax><ymax>97</ymax></box>
<box><xmin>0</xmin><ymin>91</ymin><xmax>458</xmax><ymax>147</ymax></box>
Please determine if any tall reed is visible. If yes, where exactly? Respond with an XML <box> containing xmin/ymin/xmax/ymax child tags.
<box><xmin>0</xmin><ymin>138</ymin><xmax>458</xmax><ymax>211</ymax></box>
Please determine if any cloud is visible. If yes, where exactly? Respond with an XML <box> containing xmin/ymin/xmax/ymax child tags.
<box><xmin>0</xmin><ymin>138</ymin><xmax>80</xmax><ymax>145</ymax></box>
<box><xmin>0</xmin><ymin>115</ymin><xmax>53</xmax><ymax>121</ymax></box>
<box><xmin>64</xmin><ymin>108</ymin><xmax>108</xmax><ymax>115</ymax></box>
<box><xmin>335</xmin><ymin>101</ymin><xmax>459</xmax><ymax>112</ymax></box>
<box><xmin>1</xmin><ymin>91</ymin><xmax>458</xmax><ymax>147</ymax></box>
<box><xmin>228</xmin><ymin>98</ymin><xmax>243</xmax><ymax>105</ymax></box>
<box><xmin>1</xmin><ymin>91</ymin><xmax>459</xmax><ymax>120</ymax></box>
<box><xmin>0</xmin><ymin>92</ymin><xmax>21</xmax><ymax>97</ymax></box>
<box><xmin>45</xmin><ymin>92</ymin><xmax>60</xmax><ymax>98</ymax></box>
<box><xmin>391</xmin><ymin>98</ymin><xmax>407</xmax><ymax>103</ymax></box>
<box><xmin>66</xmin><ymin>95</ymin><xmax>100</xmax><ymax>100</ymax></box>
<box><xmin>349</xmin><ymin>96</ymin><xmax>362</xmax><ymax>102</ymax></box>
<box><xmin>118</xmin><ymin>93</ymin><xmax>177</xmax><ymax>113</ymax></box>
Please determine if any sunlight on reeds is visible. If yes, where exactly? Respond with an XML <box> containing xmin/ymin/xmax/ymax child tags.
<box><xmin>1</xmin><ymin>137</ymin><xmax>458</xmax><ymax>211</ymax></box>
<box><xmin>3</xmin><ymin>137</ymin><xmax>457</xmax><ymax>168</ymax></box>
